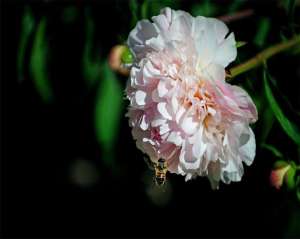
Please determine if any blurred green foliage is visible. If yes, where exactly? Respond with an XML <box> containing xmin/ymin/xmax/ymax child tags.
<box><xmin>254</xmin><ymin>17</ymin><xmax>271</xmax><ymax>47</ymax></box>
<box><xmin>261</xmin><ymin>143</ymin><xmax>283</xmax><ymax>158</ymax></box>
<box><xmin>129</xmin><ymin>0</ymin><xmax>139</xmax><ymax>27</ymax></box>
<box><xmin>141</xmin><ymin>0</ymin><xmax>178</xmax><ymax>19</ymax></box>
<box><xmin>62</xmin><ymin>6</ymin><xmax>78</xmax><ymax>24</ymax></box>
<box><xmin>286</xmin><ymin>163</ymin><xmax>297</xmax><ymax>190</ymax></box>
<box><xmin>227</xmin><ymin>0</ymin><xmax>244</xmax><ymax>13</ymax></box>
<box><xmin>191</xmin><ymin>0</ymin><xmax>218</xmax><ymax>17</ymax></box>
<box><xmin>263</xmin><ymin>70</ymin><xmax>300</xmax><ymax>146</ymax></box>
<box><xmin>282</xmin><ymin>0</ymin><xmax>296</xmax><ymax>24</ymax></box>
<box><xmin>29</xmin><ymin>17</ymin><xmax>53</xmax><ymax>103</ymax></box>
<box><xmin>18</xmin><ymin>7</ymin><xmax>34</xmax><ymax>82</ymax></box>
<box><xmin>83</xmin><ymin>11</ymin><xmax>102</xmax><ymax>87</ymax></box>
<box><xmin>94</xmin><ymin>62</ymin><xmax>123</xmax><ymax>166</ymax></box>
<box><xmin>260</xmin><ymin>106</ymin><xmax>275</xmax><ymax>143</ymax></box>
<box><xmin>297</xmin><ymin>184</ymin><xmax>300</xmax><ymax>201</ymax></box>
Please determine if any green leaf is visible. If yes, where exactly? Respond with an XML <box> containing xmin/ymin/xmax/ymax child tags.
<box><xmin>236</xmin><ymin>41</ymin><xmax>247</xmax><ymax>48</ymax></box>
<box><xmin>296</xmin><ymin>176</ymin><xmax>300</xmax><ymax>202</ymax></box>
<box><xmin>285</xmin><ymin>166</ymin><xmax>296</xmax><ymax>190</ymax></box>
<box><xmin>29</xmin><ymin>18</ymin><xmax>53</xmax><ymax>103</ymax></box>
<box><xmin>95</xmin><ymin>62</ymin><xmax>123</xmax><ymax>165</ymax></box>
<box><xmin>282</xmin><ymin>0</ymin><xmax>296</xmax><ymax>20</ymax></box>
<box><xmin>263</xmin><ymin>71</ymin><xmax>300</xmax><ymax>145</ymax></box>
<box><xmin>141</xmin><ymin>0</ymin><xmax>149</xmax><ymax>19</ymax></box>
<box><xmin>82</xmin><ymin>12</ymin><xmax>101</xmax><ymax>87</ymax></box>
<box><xmin>261</xmin><ymin>143</ymin><xmax>283</xmax><ymax>158</ymax></box>
<box><xmin>18</xmin><ymin>7</ymin><xmax>35</xmax><ymax>82</ymax></box>
<box><xmin>254</xmin><ymin>17</ymin><xmax>271</xmax><ymax>47</ymax></box>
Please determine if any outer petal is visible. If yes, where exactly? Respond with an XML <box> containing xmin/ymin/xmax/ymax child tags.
<box><xmin>127</xmin><ymin>20</ymin><xmax>161</xmax><ymax>60</ymax></box>
<box><xmin>230</xmin><ymin>85</ymin><xmax>258</xmax><ymax>122</ymax></box>
<box><xmin>239</xmin><ymin>127</ymin><xmax>256</xmax><ymax>166</ymax></box>
<box><xmin>214</xmin><ymin>33</ymin><xmax>237</xmax><ymax>67</ymax></box>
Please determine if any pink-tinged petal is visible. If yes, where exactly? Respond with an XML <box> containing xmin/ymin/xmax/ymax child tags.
<box><xmin>140</xmin><ymin>114</ymin><xmax>149</xmax><ymax>131</ymax></box>
<box><xmin>230</xmin><ymin>85</ymin><xmax>258</xmax><ymax>122</ymax></box>
<box><xmin>159</xmin><ymin>122</ymin><xmax>170</xmax><ymax>135</ymax></box>
<box><xmin>157</xmin><ymin>80</ymin><xmax>168</xmax><ymax>97</ymax></box>
<box><xmin>171</xmin><ymin>96</ymin><xmax>179</xmax><ymax>114</ymax></box>
<box><xmin>175</xmin><ymin>106</ymin><xmax>186</xmax><ymax>124</ymax></box>
<box><xmin>157</xmin><ymin>102</ymin><xmax>172</xmax><ymax>120</ymax></box>
<box><xmin>151</xmin><ymin>118</ymin><xmax>166</xmax><ymax>127</ymax></box>
<box><xmin>167</xmin><ymin>131</ymin><xmax>183</xmax><ymax>146</ymax></box>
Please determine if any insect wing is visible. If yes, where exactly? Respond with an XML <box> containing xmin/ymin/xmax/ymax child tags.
<box><xmin>143</xmin><ymin>156</ymin><xmax>155</xmax><ymax>171</ymax></box>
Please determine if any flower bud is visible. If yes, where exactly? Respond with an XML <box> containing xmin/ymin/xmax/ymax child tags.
<box><xmin>270</xmin><ymin>161</ymin><xmax>294</xmax><ymax>190</ymax></box>
<box><xmin>108</xmin><ymin>45</ymin><xmax>130</xmax><ymax>76</ymax></box>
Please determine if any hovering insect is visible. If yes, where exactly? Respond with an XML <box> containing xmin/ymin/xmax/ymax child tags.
<box><xmin>144</xmin><ymin>157</ymin><xmax>168</xmax><ymax>186</ymax></box>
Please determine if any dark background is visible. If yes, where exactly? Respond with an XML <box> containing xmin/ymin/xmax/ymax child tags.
<box><xmin>1</xmin><ymin>0</ymin><xmax>300</xmax><ymax>238</ymax></box>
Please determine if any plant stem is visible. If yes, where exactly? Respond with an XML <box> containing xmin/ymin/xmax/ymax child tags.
<box><xmin>218</xmin><ymin>9</ymin><xmax>254</xmax><ymax>23</ymax></box>
<box><xmin>228</xmin><ymin>35</ymin><xmax>300</xmax><ymax>79</ymax></box>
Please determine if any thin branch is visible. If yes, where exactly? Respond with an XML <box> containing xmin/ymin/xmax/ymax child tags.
<box><xmin>218</xmin><ymin>9</ymin><xmax>254</xmax><ymax>23</ymax></box>
<box><xmin>228</xmin><ymin>35</ymin><xmax>300</xmax><ymax>79</ymax></box>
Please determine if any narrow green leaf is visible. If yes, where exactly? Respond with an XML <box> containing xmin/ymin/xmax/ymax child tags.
<box><xmin>261</xmin><ymin>143</ymin><xmax>283</xmax><ymax>158</ymax></box>
<box><xmin>236</xmin><ymin>41</ymin><xmax>247</xmax><ymax>48</ymax></box>
<box><xmin>263</xmin><ymin>71</ymin><xmax>300</xmax><ymax>145</ymax></box>
<box><xmin>296</xmin><ymin>176</ymin><xmax>300</xmax><ymax>202</ymax></box>
<box><xmin>95</xmin><ymin>62</ymin><xmax>123</xmax><ymax>164</ymax></box>
<box><xmin>29</xmin><ymin>18</ymin><xmax>53</xmax><ymax>103</ymax></box>
<box><xmin>141</xmin><ymin>0</ymin><xmax>149</xmax><ymax>19</ymax></box>
<box><xmin>254</xmin><ymin>17</ymin><xmax>271</xmax><ymax>47</ymax></box>
<box><xmin>282</xmin><ymin>0</ymin><xmax>296</xmax><ymax>20</ymax></box>
<box><xmin>82</xmin><ymin>12</ymin><xmax>101</xmax><ymax>86</ymax></box>
<box><xmin>129</xmin><ymin>0</ymin><xmax>139</xmax><ymax>27</ymax></box>
<box><xmin>18</xmin><ymin>7</ymin><xmax>35</xmax><ymax>82</ymax></box>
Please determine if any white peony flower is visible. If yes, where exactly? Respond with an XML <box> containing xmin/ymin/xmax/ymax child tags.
<box><xmin>126</xmin><ymin>7</ymin><xmax>257</xmax><ymax>188</ymax></box>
